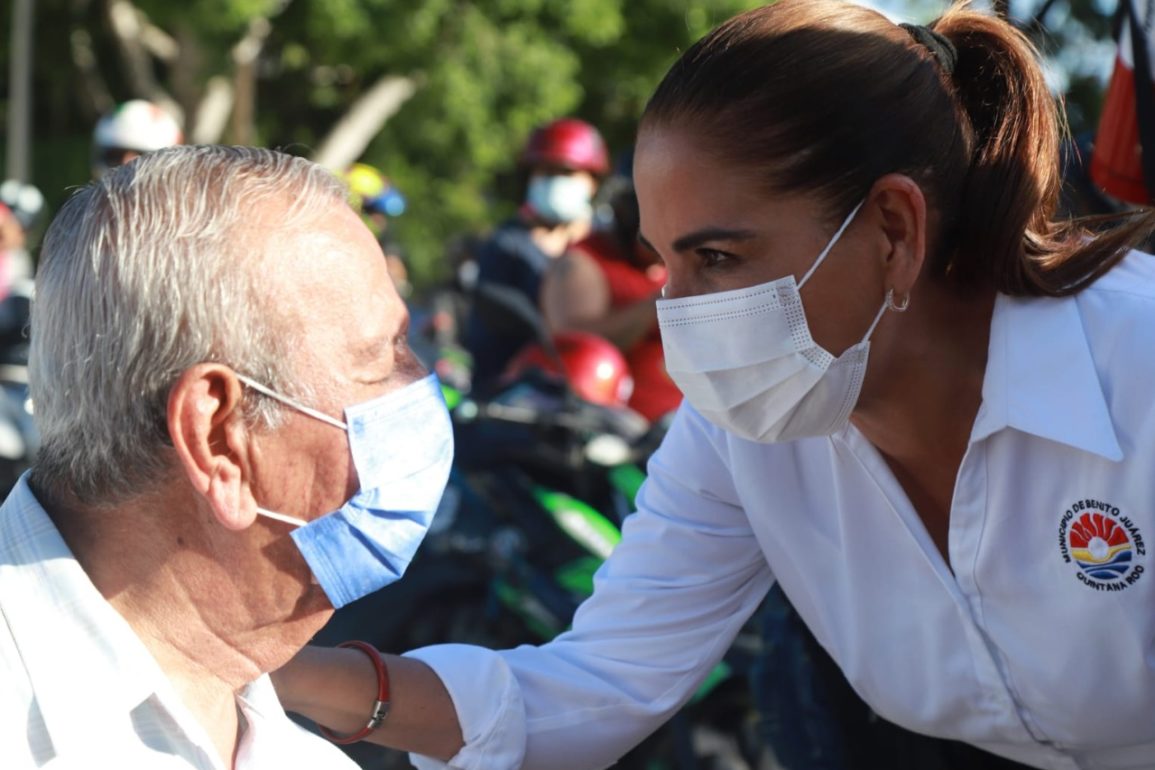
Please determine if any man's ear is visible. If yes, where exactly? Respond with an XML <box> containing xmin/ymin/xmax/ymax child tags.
<box><xmin>866</xmin><ymin>173</ymin><xmax>927</xmax><ymax>299</ymax></box>
<box><xmin>168</xmin><ymin>364</ymin><xmax>257</xmax><ymax>531</ymax></box>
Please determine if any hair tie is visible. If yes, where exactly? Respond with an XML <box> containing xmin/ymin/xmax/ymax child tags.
<box><xmin>899</xmin><ymin>23</ymin><xmax>958</xmax><ymax>76</ymax></box>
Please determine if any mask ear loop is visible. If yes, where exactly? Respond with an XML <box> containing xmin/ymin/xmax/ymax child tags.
<box><xmin>235</xmin><ymin>373</ymin><xmax>348</xmax><ymax>431</ymax></box>
<box><xmin>234</xmin><ymin>373</ymin><xmax>347</xmax><ymax>528</ymax></box>
<box><xmin>255</xmin><ymin>507</ymin><xmax>308</xmax><ymax>527</ymax></box>
<box><xmin>798</xmin><ymin>200</ymin><xmax>866</xmax><ymax>289</ymax></box>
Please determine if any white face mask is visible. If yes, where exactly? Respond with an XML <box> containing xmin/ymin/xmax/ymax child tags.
<box><xmin>526</xmin><ymin>173</ymin><xmax>593</xmax><ymax>225</ymax></box>
<box><xmin>657</xmin><ymin>200</ymin><xmax>890</xmax><ymax>443</ymax></box>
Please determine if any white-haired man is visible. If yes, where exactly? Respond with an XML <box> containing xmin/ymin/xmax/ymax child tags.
<box><xmin>0</xmin><ymin>146</ymin><xmax>457</xmax><ymax>768</ymax></box>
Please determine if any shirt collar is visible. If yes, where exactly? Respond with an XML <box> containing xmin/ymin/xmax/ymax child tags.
<box><xmin>0</xmin><ymin>477</ymin><xmax>186</xmax><ymax>756</ymax></box>
<box><xmin>973</xmin><ymin>292</ymin><xmax>1123</xmax><ymax>461</ymax></box>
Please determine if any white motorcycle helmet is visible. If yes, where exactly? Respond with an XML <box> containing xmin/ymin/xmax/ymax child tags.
<box><xmin>92</xmin><ymin>100</ymin><xmax>183</xmax><ymax>178</ymax></box>
<box><xmin>0</xmin><ymin>180</ymin><xmax>44</xmax><ymax>232</ymax></box>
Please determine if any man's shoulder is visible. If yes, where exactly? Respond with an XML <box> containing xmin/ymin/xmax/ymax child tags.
<box><xmin>0</xmin><ymin>477</ymin><xmax>66</xmax><ymax>566</ymax></box>
<box><xmin>0</xmin><ymin>598</ymin><xmax>44</xmax><ymax>766</ymax></box>
<box><xmin>0</xmin><ymin>479</ymin><xmax>72</xmax><ymax>765</ymax></box>
<box><xmin>237</xmin><ymin>675</ymin><xmax>364</xmax><ymax>769</ymax></box>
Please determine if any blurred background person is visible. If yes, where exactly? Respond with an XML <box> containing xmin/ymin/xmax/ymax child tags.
<box><xmin>0</xmin><ymin>182</ymin><xmax>45</xmax><ymax>499</ymax></box>
<box><xmin>0</xmin><ymin>180</ymin><xmax>42</xmax><ymax>300</ymax></box>
<box><xmin>540</xmin><ymin>161</ymin><xmax>681</xmax><ymax>423</ymax></box>
<box><xmin>462</xmin><ymin>117</ymin><xmax>609</xmax><ymax>389</ymax></box>
<box><xmin>91</xmin><ymin>99</ymin><xmax>183</xmax><ymax>179</ymax></box>
<box><xmin>345</xmin><ymin>162</ymin><xmax>411</xmax><ymax>297</ymax></box>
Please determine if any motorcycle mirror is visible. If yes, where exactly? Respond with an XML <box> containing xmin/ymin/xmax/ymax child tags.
<box><xmin>583</xmin><ymin>433</ymin><xmax>632</xmax><ymax>467</ymax></box>
<box><xmin>473</xmin><ymin>281</ymin><xmax>567</xmax><ymax>377</ymax></box>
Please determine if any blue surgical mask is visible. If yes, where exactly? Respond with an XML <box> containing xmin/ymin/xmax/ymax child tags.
<box><xmin>237</xmin><ymin>373</ymin><xmax>454</xmax><ymax>609</ymax></box>
<box><xmin>526</xmin><ymin>173</ymin><xmax>593</xmax><ymax>224</ymax></box>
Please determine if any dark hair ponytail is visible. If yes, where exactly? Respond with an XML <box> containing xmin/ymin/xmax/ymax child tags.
<box><xmin>640</xmin><ymin>0</ymin><xmax>1155</xmax><ymax>298</ymax></box>
<box><xmin>935</xmin><ymin>7</ymin><xmax>1154</xmax><ymax>294</ymax></box>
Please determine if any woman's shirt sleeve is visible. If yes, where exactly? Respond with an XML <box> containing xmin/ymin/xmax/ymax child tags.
<box><xmin>407</xmin><ymin>405</ymin><xmax>775</xmax><ymax>770</ymax></box>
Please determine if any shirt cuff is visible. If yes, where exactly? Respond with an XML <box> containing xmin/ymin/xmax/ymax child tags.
<box><xmin>404</xmin><ymin>644</ymin><xmax>526</xmax><ymax>770</ymax></box>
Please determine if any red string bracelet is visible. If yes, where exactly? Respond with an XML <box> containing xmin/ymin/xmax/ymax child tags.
<box><xmin>318</xmin><ymin>640</ymin><xmax>391</xmax><ymax>745</ymax></box>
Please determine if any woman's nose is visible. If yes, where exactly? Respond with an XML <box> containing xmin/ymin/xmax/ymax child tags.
<box><xmin>660</xmin><ymin>272</ymin><xmax>694</xmax><ymax>301</ymax></box>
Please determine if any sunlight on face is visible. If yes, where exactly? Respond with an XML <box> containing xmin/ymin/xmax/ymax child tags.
<box><xmin>634</xmin><ymin>126</ymin><xmax>888</xmax><ymax>357</ymax></box>
<box><xmin>634</xmin><ymin>128</ymin><xmax>835</xmax><ymax>299</ymax></box>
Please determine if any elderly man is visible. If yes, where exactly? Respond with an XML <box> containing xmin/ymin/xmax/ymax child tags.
<box><xmin>0</xmin><ymin>146</ymin><xmax>455</xmax><ymax>767</ymax></box>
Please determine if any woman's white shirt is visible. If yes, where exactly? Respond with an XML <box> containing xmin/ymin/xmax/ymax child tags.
<box><xmin>408</xmin><ymin>251</ymin><xmax>1155</xmax><ymax>770</ymax></box>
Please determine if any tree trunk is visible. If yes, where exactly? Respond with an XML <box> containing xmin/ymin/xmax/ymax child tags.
<box><xmin>103</xmin><ymin>0</ymin><xmax>181</xmax><ymax>121</ymax></box>
<box><xmin>6</xmin><ymin>0</ymin><xmax>35</xmax><ymax>182</ymax></box>
<box><xmin>192</xmin><ymin>77</ymin><xmax>235</xmax><ymax>145</ymax></box>
<box><xmin>227</xmin><ymin>17</ymin><xmax>272</xmax><ymax>146</ymax></box>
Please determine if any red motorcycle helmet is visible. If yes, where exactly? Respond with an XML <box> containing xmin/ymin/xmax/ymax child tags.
<box><xmin>520</xmin><ymin>118</ymin><xmax>610</xmax><ymax>175</ymax></box>
<box><xmin>503</xmin><ymin>331</ymin><xmax>634</xmax><ymax>408</ymax></box>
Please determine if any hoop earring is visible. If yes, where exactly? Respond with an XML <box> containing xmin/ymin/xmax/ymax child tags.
<box><xmin>885</xmin><ymin>288</ymin><xmax>911</xmax><ymax>312</ymax></box>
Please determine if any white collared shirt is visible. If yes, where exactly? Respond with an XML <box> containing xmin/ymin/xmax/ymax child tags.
<box><xmin>408</xmin><ymin>251</ymin><xmax>1155</xmax><ymax>770</ymax></box>
<box><xmin>0</xmin><ymin>477</ymin><xmax>360</xmax><ymax>770</ymax></box>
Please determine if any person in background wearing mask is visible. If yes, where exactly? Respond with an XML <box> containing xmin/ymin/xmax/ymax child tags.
<box><xmin>91</xmin><ymin>98</ymin><xmax>183</xmax><ymax>179</ymax></box>
<box><xmin>539</xmin><ymin>167</ymin><xmax>681</xmax><ymax>423</ymax></box>
<box><xmin>271</xmin><ymin>2</ymin><xmax>1155</xmax><ymax>769</ymax></box>
<box><xmin>345</xmin><ymin>162</ymin><xmax>412</xmax><ymax>297</ymax></box>
<box><xmin>462</xmin><ymin>117</ymin><xmax>609</xmax><ymax>387</ymax></box>
<box><xmin>0</xmin><ymin>179</ymin><xmax>43</xmax><ymax>300</ymax></box>
<box><xmin>0</xmin><ymin>146</ymin><xmax>454</xmax><ymax>769</ymax></box>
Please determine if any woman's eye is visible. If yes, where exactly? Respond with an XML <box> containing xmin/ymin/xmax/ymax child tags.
<box><xmin>697</xmin><ymin>248</ymin><xmax>735</xmax><ymax>269</ymax></box>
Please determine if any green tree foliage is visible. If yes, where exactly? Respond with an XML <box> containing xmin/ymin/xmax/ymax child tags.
<box><xmin>1</xmin><ymin>0</ymin><xmax>760</xmax><ymax>288</ymax></box>
<box><xmin>1</xmin><ymin>0</ymin><xmax>1128</xmax><ymax>287</ymax></box>
<box><xmin>257</xmin><ymin>0</ymin><xmax>762</xmax><ymax>287</ymax></box>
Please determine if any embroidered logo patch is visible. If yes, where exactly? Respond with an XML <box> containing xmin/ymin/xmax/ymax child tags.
<box><xmin>1059</xmin><ymin>500</ymin><xmax>1146</xmax><ymax>591</ymax></box>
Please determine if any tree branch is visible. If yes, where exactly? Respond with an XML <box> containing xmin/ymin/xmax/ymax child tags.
<box><xmin>69</xmin><ymin>28</ymin><xmax>114</xmax><ymax>118</ymax></box>
<box><xmin>227</xmin><ymin>0</ymin><xmax>293</xmax><ymax>145</ymax></box>
<box><xmin>228</xmin><ymin>17</ymin><xmax>273</xmax><ymax>145</ymax></box>
<box><xmin>191</xmin><ymin>76</ymin><xmax>234</xmax><ymax>144</ymax></box>
<box><xmin>103</xmin><ymin>0</ymin><xmax>181</xmax><ymax>121</ymax></box>
<box><xmin>311</xmin><ymin>74</ymin><xmax>421</xmax><ymax>172</ymax></box>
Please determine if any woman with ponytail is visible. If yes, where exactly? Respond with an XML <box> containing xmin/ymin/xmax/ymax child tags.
<box><xmin>273</xmin><ymin>3</ymin><xmax>1155</xmax><ymax>768</ymax></box>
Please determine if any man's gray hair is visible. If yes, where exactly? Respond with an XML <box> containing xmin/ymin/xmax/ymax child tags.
<box><xmin>30</xmin><ymin>145</ymin><xmax>350</xmax><ymax>505</ymax></box>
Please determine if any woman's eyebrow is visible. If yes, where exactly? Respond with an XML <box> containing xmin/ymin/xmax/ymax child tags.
<box><xmin>640</xmin><ymin>227</ymin><xmax>760</xmax><ymax>255</ymax></box>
